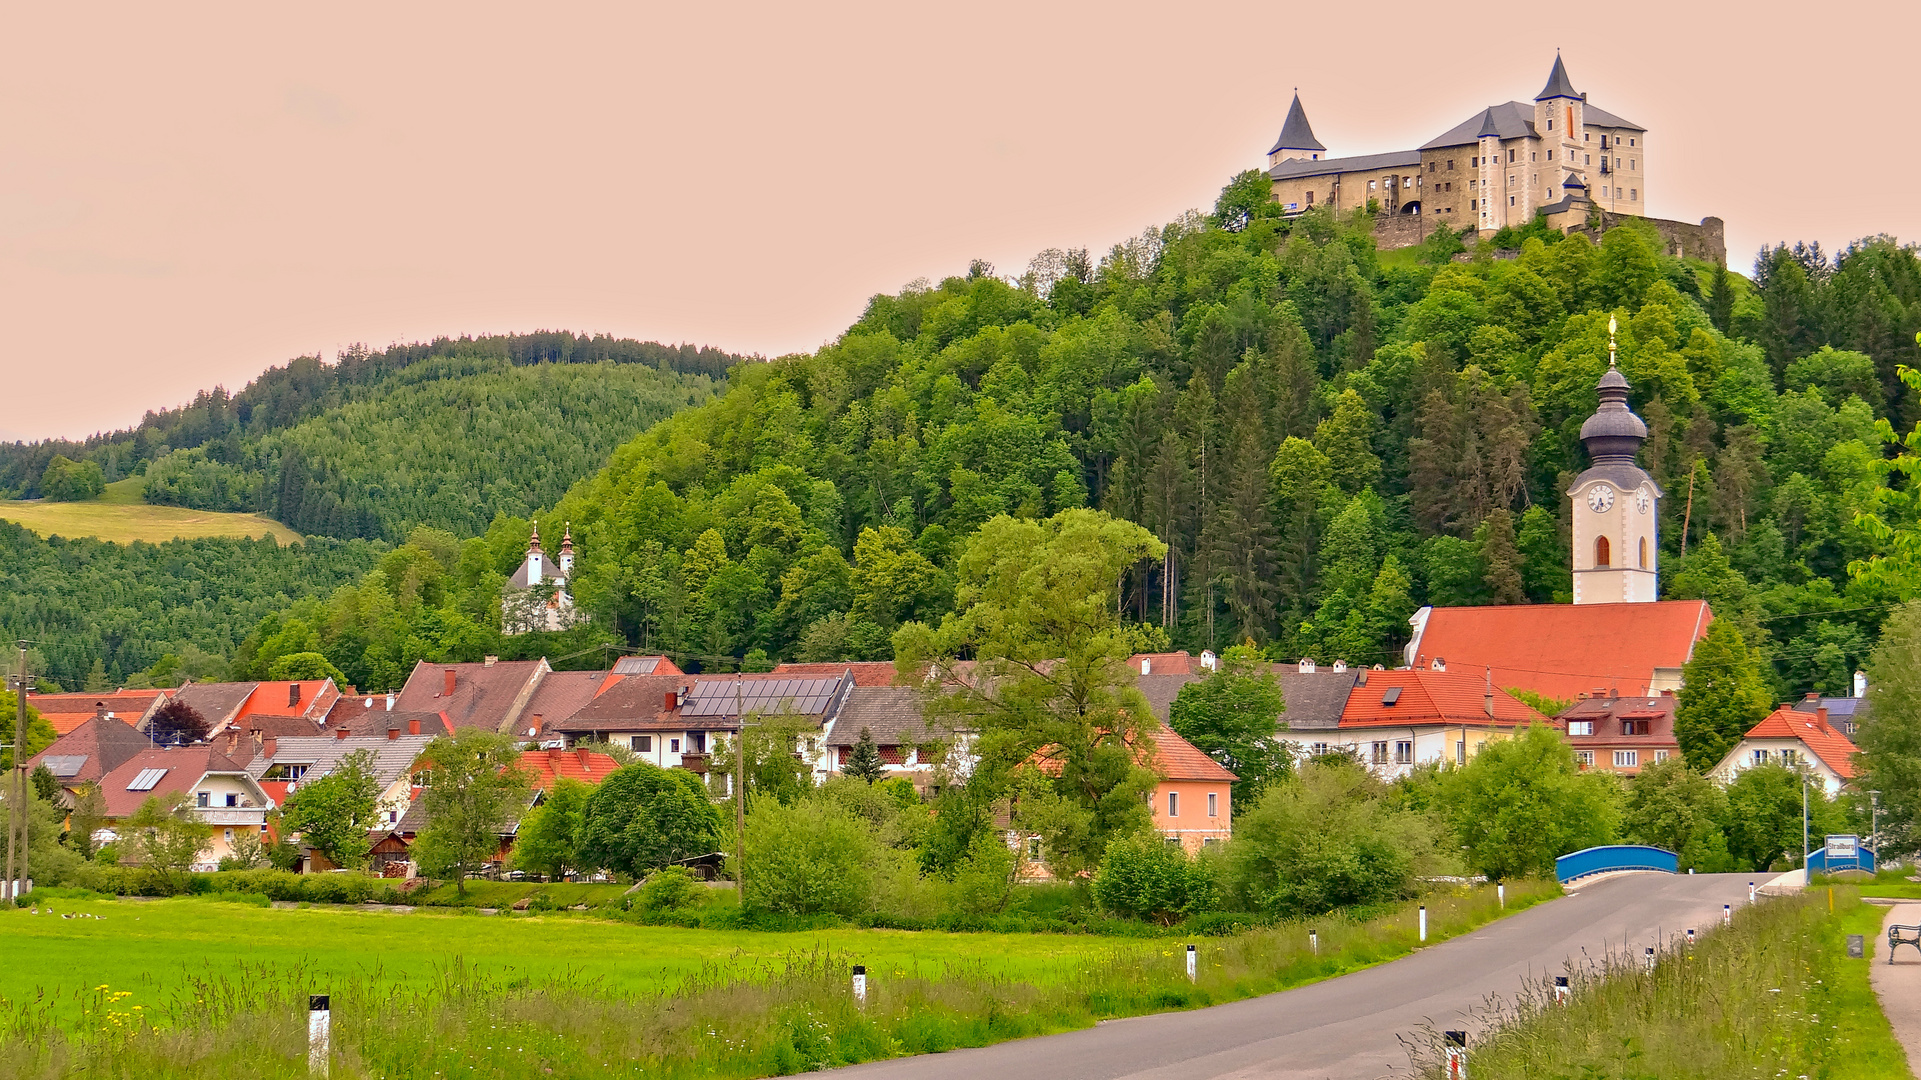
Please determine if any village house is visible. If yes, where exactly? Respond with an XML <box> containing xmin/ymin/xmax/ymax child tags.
<box><xmin>97</xmin><ymin>744</ymin><xmax>274</xmax><ymax>870</ymax></box>
<box><xmin>1274</xmin><ymin>667</ymin><xmax>1544</xmax><ymax>779</ymax></box>
<box><xmin>27</xmin><ymin>710</ymin><xmax>152</xmax><ymax>797</ymax></box>
<box><xmin>820</xmin><ymin>685</ymin><xmax>957</xmax><ymax>792</ymax></box>
<box><xmin>158</xmin><ymin>678</ymin><xmax>343</xmax><ymax>741</ymax></box>
<box><xmin>1711</xmin><ymin>705</ymin><xmax>1860</xmax><ymax>798</ymax></box>
<box><xmin>25</xmin><ymin>689</ymin><xmax>169</xmax><ymax>737</ymax></box>
<box><xmin>1552</xmin><ymin>690</ymin><xmax>1680</xmax><ymax>775</ymax></box>
<box><xmin>248</xmin><ymin>727</ymin><xmax>435</xmax><ymax>830</ymax></box>
<box><xmin>1794</xmin><ymin>685</ymin><xmax>1869</xmax><ymax>738</ymax></box>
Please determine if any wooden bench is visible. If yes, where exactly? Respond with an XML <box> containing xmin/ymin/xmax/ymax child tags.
<box><xmin>1888</xmin><ymin>924</ymin><xmax>1921</xmax><ymax>964</ymax></box>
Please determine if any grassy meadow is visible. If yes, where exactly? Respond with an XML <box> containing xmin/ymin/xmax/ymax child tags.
<box><xmin>0</xmin><ymin>881</ymin><xmax>1557</xmax><ymax>1079</ymax></box>
<box><xmin>0</xmin><ymin>488</ymin><xmax>303</xmax><ymax>546</ymax></box>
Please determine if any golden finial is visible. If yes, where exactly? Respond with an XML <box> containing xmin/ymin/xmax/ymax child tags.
<box><xmin>1607</xmin><ymin>315</ymin><xmax>1618</xmax><ymax>369</ymax></box>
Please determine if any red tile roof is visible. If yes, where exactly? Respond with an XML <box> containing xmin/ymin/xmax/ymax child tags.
<box><xmin>1143</xmin><ymin>723</ymin><xmax>1238</xmax><ymax>782</ymax></box>
<box><xmin>1742</xmin><ymin>707</ymin><xmax>1860</xmax><ymax>779</ymax></box>
<box><xmin>27</xmin><ymin>690</ymin><xmax>167</xmax><ymax>736</ymax></box>
<box><xmin>517</xmin><ymin>748</ymin><xmax>623</xmax><ymax>790</ymax></box>
<box><xmin>394</xmin><ymin>660</ymin><xmax>546</xmax><ymax>732</ymax></box>
<box><xmin>96</xmin><ymin>744</ymin><xmax>255</xmax><ymax>818</ymax></box>
<box><xmin>1408</xmin><ymin>600</ymin><xmax>1712</xmax><ymax>702</ymax></box>
<box><xmin>1125</xmin><ymin>652</ymin><xmax>1201</xmax><ymax>676</ymax></box>
<box><xmin>769</xmin><ymin>662</ymin><xmax>903</xmax><ymax>686</ymax></box>
<box><xmin>516</xmin><ymin>670</ymin><xmax>615</xmax><ymax>738</ymax></box>
<box><xmin>28</xmin><ymin>715</ymin><xmax>152</xmax><ymax>784</ymax></box>
<box><xmin>1339</xmin><ymin>669</ymin><xmax>1545</xmax><ymax>728</ymax></box>
<box><xmin>236</xmin><ymin>680</ymin><xmax>340</xmax><ymax>720</ymax></box>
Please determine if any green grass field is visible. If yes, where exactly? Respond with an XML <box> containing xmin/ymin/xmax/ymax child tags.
<box><xmin>0</xmin><ymin>495</ymin><xmax>303</xmax><ymax>545</ymax></box>
<box><xmin>0</xmin><ymin>893</ymin><xmax>1133</xmax><ymax>1007</ymax></box>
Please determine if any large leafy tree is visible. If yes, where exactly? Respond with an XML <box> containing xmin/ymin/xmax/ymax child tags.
<box><xmin>1856</xmin><ymin>600</ymin><xmax>1921</xmax><ymax>855</ymax></box>
<box><xmin>1443</xmin><ymin>724</ymin><xmax>1620</xmax><ymax>881</ymax></box>
<box><xmin>280</xmin><ymin>749</ymin><xmax>382</xmax><ymax>869</ymax></box>
<box><xmin>411</xmin><ymin>729</ymin><xmax>530</xmax><ymax>895</ymax></box>
<box><xmin>895</xmin><ymin>509</ymin><xmax>1166</xmax><ymax>880</ymax></box>
<box><xmin>511</xmin><ymin>777</ymin><xmax>592</xmax><ymax>881</ymax></box>
<box><xmin>1723</xmin><ymin>762</ymin><xmax>1849</xmax><ymax>871</ymax></box>
<box><xmin>1621</xmin><ymin>756</ymin><xmax>1733</xmax><ymax>871</ymax></box>
<box><xmin>148</xmin><ymin>699</ymin><xmax>210</xmax><ymax>747</ymax></box>
<box><xmin>125</xmin><ymin>792</ymin><xmax>215</xmax><ymax>892</ymax></box>
<box><xmin>1167</xmin><ymin>644</ymin><xmax>1289</xmax><ymax>810</ymax></box>
<box><xmin>577</xmin><ymin>761</ymin><xmax>724</xmax><ymax>878</ymax></box>
<box><xmin>1227</xmin><ymin>759</ymin><xmax>1438</xmax><ymax>918</ymax></box>
<box><xmin>1674</xmin><ymin>619</ymin><xmax>1774</xmax><ymax>770</ymax></box>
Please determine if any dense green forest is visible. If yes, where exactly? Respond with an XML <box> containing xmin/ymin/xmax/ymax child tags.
<box><xmin>492</xmin><ymin>187</ymin><xmax>1915</xmax><ymax>695</ymax></box>
<box><xmin>0</xmin><ymin>332</ymin><xmax>738</xmax><ymax>534</ymax></box>
<box><xmin>142</xmin><ymin>355</ymin><xmax>714</xmax><ymax>539</ymax></box>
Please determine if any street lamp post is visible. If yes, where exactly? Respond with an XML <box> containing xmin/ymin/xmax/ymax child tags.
<box><xmin>1871</xmin><ymin>791</ymin><xmax>1882</xmax><ymax>866</ymax></box>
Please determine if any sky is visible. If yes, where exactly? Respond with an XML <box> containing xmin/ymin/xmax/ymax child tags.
<box><xmin>5</xmin><ymin>1</ymin><xmax>1917</xmax><ymax>441</ymax></box>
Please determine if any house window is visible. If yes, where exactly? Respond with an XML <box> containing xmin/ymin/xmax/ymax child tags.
<box><xmin>1613</xmin><ymin>750</ymin><xmax>1639</xmax><ymax>768</ymax></box>
<box><xmin>1448</xmin><ymin>159</ymin><xmax>1455</xmax><ymax>170</ymax></box>
<box><xmin>1782</xmin><ymin>748</ymin><xmax>1799</xmax><ymax>764</ymax></box>
<box><xmin>1639</xmin><ymin>537</ymin><xmax>1648</xmax><ymax>568</ymax></box>
<box><xmin>1310</xmin><ymin>742</ymin><xmax>1330</xmax><ymax>757</ymax></box>
<box><xmin>1456</xmin><ymin>740</ymin><xmax>1466</xmax><ymax>765</ymax></box>
<box><xmin>1752</xmin><ymin>749</ymin><xmax>1770</xmax><ymax>764</ymax></box>
<box><xmin>1394</xmin><ymin>741</ymin><xmax>1413</xmax><ymax>764</ymax></box>
<box><xmin>1306</xmin><ymin>191</ymin><xmax>1314</xmax><ymax>205</ymax></box>
<box><xmin>670</xmin><ymin>738</ymin><xmax>681</xmax><ymax>753</ymax></box>
<box><xmin>1654</xmin><ymin>750</ymin><xmax>1670</xmax><ymax>763</ymax></box>
<box><xmin>1509</xmin><ymin>196</ymin><xmax>1516</xmax><ymax>206</ymax></box>
<box><xmin>1575</xmin><ymin>750</ymin><xmax>1595</xmax><ymax>768</ymax></box>
<box><xmin>224</xmin><ymin>829</ymin><xmax>235</xmax><ymax>843</ymax></box>
<box><xmin>226</xmin><ymin>793</ymin><xmax>238</xmax><ymax>808</ymax></box>
<box><xmin>1207</xmin><ymin>792</ymin><xmax>1219</xmax><ymax>817</ymax></box>
<box><xmin>1508</xmin><ymin>149</ymin><xmax>1516</xmax><ymax>163</ymax></box>
<box><xmin>1622</xmin><ymin>720</ymin><xmax>1650</xmax><ymax>736</ymax></box>
<box><xmin>1371</xmin><ymin>741</ymin><xmax>1389</xmax><ymax>764</ymax></box>
<box><xmin>633</xmin><ymin>735</ymin><xmax>653</xmax><ymax>752</ymax></box>
<box><xmin>1596</xmin><ymin>536</ymin><xmax>1611</xmax><ymax>567</ymax></box>
<box><xmin>689</xmin><ymin>731</ymin><xmax>707</xmax><ymax>753</ymax></box>
<box><xmin>1202</xmin><ymin>837</ymin><xmax>1219</xmax><ymax>848</ymax></box>
<box><xmin>1027</xmin><ymin>837</ymin><xmax>1041</xmax><ymax>859</ymax></box>
<box><xmin>1168</xmin><ymin>792</ymin><xmax>1180</xmax><ymax>817</ymax></box>
<box><xmin>197</xmin><ymin>792</ymin><xmax>209</xmax><ymax>808</ymax></box>
<box><xmin>1568</xmin><ymin>721</ymin><xmax>1594</xmax><ymax>736</ymax></box>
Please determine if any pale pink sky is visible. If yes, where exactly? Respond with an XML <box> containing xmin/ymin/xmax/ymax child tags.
<box><xmin>5</xmin><ymin>1</ymin><xmax>1916</xmax><ymax>440</ymax></box>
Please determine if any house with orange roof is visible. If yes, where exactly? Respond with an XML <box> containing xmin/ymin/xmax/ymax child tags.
<box><xmin>1278</xmin><ymin>667</ymin><xmax>1546</xmax><ymax>777</ymax></box>
<box><xmin>1710</xmin><ymin>705</ymin><xmax>1859</xmax><ymax>797</ymax></box>
<box><xmin>518</xmin><ymin>747</ymin><xmax>623</xmax><ymax>790</ymax></box>
<box><xmin>1143</xmin><ymin>723</ymin><xmax>1236</xmax><ymax>852</ymax></box>
<box><xmin>97</xmin><ymin>744</ymin><xmax>274</xmax><ymax>869</ymax></box>
<box><xmin>770</xmin><ymin>661</ymin><xmax>902</xmax><ymax>686</ymax></box>
<box><xmin>26</xmin><ymin>689</ymin><xmax>167</xmax><ymax>736</ymax></box>
<box><xmin>1402</xmin><ymin>600</ymin><xmax>1712</xmax><ymax>703</ymax></box>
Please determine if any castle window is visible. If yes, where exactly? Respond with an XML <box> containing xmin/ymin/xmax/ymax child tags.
<box><xmin>1368</xmin><ymin>179</ymin><xmax>1376</xmax><ymax>190</ymax></box>
<box><xmin>1508</xmin><ymin>149</ymin><xmax>1516</xmax><ymax>163</ymax></box>
<box><xmin>1509</xmin><ymin>196</ymin><xmax>1516</xmax><ymax>206</ymax></box>
<box><xmin>1470</xmin><ymin>200</ymin><xmax>1476</xmax><ymax>211</ymax></box>
<box><xmin>1470</xmin><ymin>156</ymin><xmax>1477</xmax><ymax>167</ymax></box>
<box><xmin>1631</xmin><ymin>188</ymin><xmax>1638</xmax><ymax>201</ymax></box>
<box><xmin>1630</xmin><ymin>159</ymin><xmax>1636</xmax><ymax>170</ymax></box>
<box><xmin>1639</xmin><ymin>537</ymin><xmax>1647</xmax><ymax>568</ymax></box>
<box><xmin>1306</xmin><ymin>191</ymin><xmax>1314</xmax><ymax>205</ymax></box>
<box><xmin>1595</xmin><ymin>536</ymin><xmax>1611</xmax><ymax>567</ymax></box>
<box><xmin>1547</xmin><ymin>119</ymin><xmax>1554</xmax><ymax>131</ymax></box>
<box><xmin>1530</xmin><ymin>152</ymin><xmax>1537</xmax><ymax>161</ymax></box>
<box><xmin>1629</xmin><ymin>138</ymin><xmax>1635</xmax><ymax>146</ymax></box>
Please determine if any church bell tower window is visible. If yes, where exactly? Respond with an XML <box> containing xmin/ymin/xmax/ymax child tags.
<box><xmin>1595</xmin><ymin>536</ymin><xmax>1610</xmax><ymax>567</ymax></box>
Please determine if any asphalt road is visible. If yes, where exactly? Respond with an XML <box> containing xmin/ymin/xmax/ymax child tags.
<box><xmin>830</xmin><ymin>873</ymin><xmax>1758</xmax><ymax>1080</ymax></box>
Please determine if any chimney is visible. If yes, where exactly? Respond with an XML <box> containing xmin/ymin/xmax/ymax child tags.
<box><xmin>94</xmin><ymin>701</ymin><xmax>108</xmax><ymax>720</ymax></box>
<box><xmin>1817</xmin><ymin>706</ymin><xmax>1830</xmax><ymax>731</ymax></box>
<box><xmin>264</xmin><ymin>736</ymin><xmax>277</xmax><ymax>758</ymax></box>
<box><xmin>1855</xmin><ymin>670</ymin><xmax>1868</xmax><ymax>699</ymax></box>
<box><xmin>665</xmin><ymin>691</ymin><xmax>677</xmax><ymax>711</ymax></box>
<box><xmin>407</xmin><ymin>718</ymin><xmax>421</xmax><ymax>736</ymax></box>
<box><xmin>289</xmin><ymin>683</ymin><xmax>301</xmax><ymax>708</ymax></box>
<box><xmin>576</xmin><ymin>748</ymin><xmax>592</xmax><ymax>767</ymax></box>
<box><xmin>385</xmin><ymin>692</ymin><xmax>395</xmax><ymax>711</ymax></box>
<box><xmin>336</xmin><ymin>727</ymin><xmax>351</xmax><ymax>741</ymax></box>
<box><xmin>484</xmin><ymin>655</ymin><xmax>498</xmax><ymax>667</ymax></box>
<box><xmin>387</xmin><ymin>724</ymin><xmax>400</xmax><ymax>740</ymax></box>
<box><xmin>1299</xmin><ymin>659</ymin><xmax>1317</xmax><ymax>674</ymax></box>
<box><xmin>345</xmin><ymin>686</ymin><xmax>357</xmax><ymax>697</ymax></box>
<box><xmin>1431</xmin><ymin>657</ymin><xmax>1446</xmax><ymax>672</ymax></box>
<box><xmin>1803</xmin><ymin>691</ymin><xmax>1821</xmax><ymax>703</ymax></box>
<box><xmin>1141</xmin><ymin>658</ymin><xmax>1151</xmax><ymax>675</ymax></box>
<box><xmin>443</xmin><ymin>669</ymin><xmax>457</xmax><ymax>697</ymax></box>
<box><xmin>1484</xmin><ymin>666</ymin><xmax>1495</xmax><ymax>718</ymax></box>
<box><xmin>1661</xmin><ymin>688</ymin><xmax>1675</xmax><ymax>697</ymax></box>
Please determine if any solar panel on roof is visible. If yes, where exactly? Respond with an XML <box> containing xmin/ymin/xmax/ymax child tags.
<box><xmin>41</xmin><ymin>755</ymin><xmax>87</xmax><ymax>778</ymax></box>
<box><xmin>1381</xmin><ymin>687</ymin><xmax>1402</xmax><ymax>706</ymax></box>
<box><xmin>612</xmin><ymin>657</ymin><xmax>661</xmax><ymax>675</ymax></box>
<box><xmin>126</xmin><ymin>767</ymin><xmax>168</xmax><ymax>791</ymax></box>
<box><xmin>681</xmin><ymin>677</ymin><xmax>839</xmax><ymax>716</ymax></box>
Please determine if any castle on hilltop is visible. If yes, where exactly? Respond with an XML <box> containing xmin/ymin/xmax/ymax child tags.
<box><xmin>1267</xmin><ymin>55</ymin><xmax>1722</xmax><ymax>261</ymax></box>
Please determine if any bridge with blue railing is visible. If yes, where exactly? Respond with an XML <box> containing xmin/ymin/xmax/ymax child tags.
<box><xmin>1555</xmin><ymin>844</ymin><xmax>1679</xmax><ymax>885</ymax></box>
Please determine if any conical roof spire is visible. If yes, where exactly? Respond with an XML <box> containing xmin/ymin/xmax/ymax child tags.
<box><xmin>1475</xmin><ymin>106</ymin><xmax>1502</xmax><ymax>139</ymax></box>
<box><xmin>1268</xmin><ymin>91</ymin><xmax>1326</xmax><ymax>155</ymax></box>
<box><xmin>560</xmin><ymin>523</ymin><xmax>574</xmax><ymax>554</ymax></box>
<box><xmin>528</xmin><ymin>523</ymin><xmax>543</xmax><ymax>553</ymax></box>
<box><xmin>1536</xmin><ymin>53</ymin><xmax>1580</xmax><ymax>101</ymax></box>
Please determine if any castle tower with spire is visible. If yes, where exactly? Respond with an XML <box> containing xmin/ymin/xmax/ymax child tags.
<box><xmin>1569</xmin><ymin>318</ymin><xmax>1660</xmax><ymax>604</ymax></box>
<box><xmin>1267</xmin><ymin>92</ymin><xmax>1326</xmax><ymax>169</ymax></box>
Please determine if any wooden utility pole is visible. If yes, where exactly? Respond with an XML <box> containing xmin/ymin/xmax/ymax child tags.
<box><xmin>1680</xmin><ymin>465</ymin><xmax>1697</xmax><ymax>557</ymax></box>
<box><xmin>5</xmin><ymin>643</ymin><xmax>25</xmax><ymax>902</ymax></box>
<box><xmin>733</xmin><ymin>678</ymin><xmax>744</xmax><ymax>906</ymax></box>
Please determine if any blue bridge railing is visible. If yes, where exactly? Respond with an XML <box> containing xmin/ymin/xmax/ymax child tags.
<box><xmin>1808</xmin><ymin>848</ymin><xmax>1877</xmax><ymax>875</ymax></box>
<box><xmin>1555</xmin><ymin>845</ymin><xmax>1679</xmax><ymax>884</ymax></box>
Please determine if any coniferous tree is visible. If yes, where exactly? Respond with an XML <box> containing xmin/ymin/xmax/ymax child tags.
<box><xmin>1707</xmin><ymin>261</ymin><xmax>1735</xmax><ymax>335</ymax></box>
<box><xmin>844</xmin><ymin>726</ymin><xmax>886</xmax><ymax>784</ymax></box>
<box><xmin>1479</xmin><ymin>509</ymin><xmax>1527</xmax><ymax>605</ymax></box>
<box><xmin>1206</xmin><ymin>367</ymin><xmax>1279</xmax><ymax>642</ymax></box>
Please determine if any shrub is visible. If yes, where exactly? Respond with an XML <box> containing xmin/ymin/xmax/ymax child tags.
<box><xmin>1226</xmin><ymin>760</ymin><xmax>1434</xmax><ymax>918</ymax></box>
<box><xmin>743</xmin><ymin>799</ymin><xmax>885</xmax><ymax>916</ymax></box>
<box><xmin>579</xmin><ymin>762</ymin><xmax>726</xmax><ymax>878</ymax></box>
<box><xmin>1091</xmin><ymin>833</ymin><xmax>1216</xmax><ymax>925</ymax></box>
<box><xmin>638</xmin><ymin>866</ymin><xmax>701</xmax><ymax>912</ymax></box>
<box><xmin>39</xmin><ymin>456</ymin><xmax>105</xmax><ymax>501</ymax></box>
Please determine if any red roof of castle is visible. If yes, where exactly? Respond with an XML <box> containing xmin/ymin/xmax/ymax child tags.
<box><xmin>1410</xmin><ymin>600</ymin><xmax>1712</xmax><ymax>701</ymax></box>
<box><xmin>1742</xmin><ymin>707</ymin><xmax>1859</xmax><ymax>779</ymax></box>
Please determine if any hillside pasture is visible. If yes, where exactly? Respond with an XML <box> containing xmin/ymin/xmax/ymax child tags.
<box><xmin>0</xmin><ymin>497</ymin><xmax>304</xmax><ymax>545</ymax></box>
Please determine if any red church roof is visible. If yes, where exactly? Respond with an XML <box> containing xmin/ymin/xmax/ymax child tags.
<box><xmin>1742</xmin><ymin>707</ymin><xmax>1859</xmax><ymax>779</ymax></box>
<box><xmin>1408</xmin><ymin>600</ymin><xmax>1712</xmax><ymax>702</ymax></box>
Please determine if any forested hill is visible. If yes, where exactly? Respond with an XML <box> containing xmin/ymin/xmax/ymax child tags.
<box><xmin>515</xmin><ymin>193</ymin><xmax>1920</xmax><ymax>697</ymax></box>
<box><xmin>0</xmin><ymin>333</ymin><xmax>737</xmax><ymax>541</ymax></box>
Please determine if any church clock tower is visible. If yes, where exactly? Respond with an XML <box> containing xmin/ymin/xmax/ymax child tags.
<box><xmin>1570</xmin><ymin>318</ymin><xmax>1660</xmax><ymax>604</ymax></box>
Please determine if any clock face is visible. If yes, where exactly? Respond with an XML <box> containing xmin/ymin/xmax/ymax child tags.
<box><xmin>1587</xmin><ymin>484</ymin><xmax>1615</xmax><ymax>513</ymax></box>
<box><xmin>1636</xmin><ymin>488</ymin><xmax>1651</xmax><ymax>515</ymax></box>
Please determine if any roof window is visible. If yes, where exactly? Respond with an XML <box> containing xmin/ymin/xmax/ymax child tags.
<box><xmin>1381</xmin><ymin>687</ymin><xmax>1402</xmax><ymax>706</ymax></box>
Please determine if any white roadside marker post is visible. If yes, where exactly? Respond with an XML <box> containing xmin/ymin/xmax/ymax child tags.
<box><xmin>1724</xmin><ymin>904</ymin><xmax>1732</xmax><ymax>925</ymax></box>
<box><xmin>1186</xmin><ymin>944</ymin><xmax>1196</xmax><ymax>982</ymax></box>
<box><xmin>852</xmin><ymin>965</ymin><xmax>867</xmax><ymax>1006</ymax></box>
<box><xmin>1419</xmin><ymin>905</ymin><xmax>1427</xmax><ymax>943</ymax></box>
<box><xmin>1309</xmin><ymin>929</ymin><xmax>1318</xmax><ymax>955</ymax></box>
<box><xmin>1686</xmin><ymin>928</ymin><xmax>1696</xmax><ymax>947</ymax></box>
<box><xmin>1644</xmin><ymin>946</ymin><xmax>1656</xmax><ymax>972</ymax></box>
<box><xmin>308</xmin><ymin>994</ymin><xmax>330</xmax><ymax>1077</ymax></box>
<box><xmin>1553</xmin><ymin>975</ymin><xmax>1569</xmax><ymax>1004</ymax></box>
<box><xmin>1444</xmin><ymin>1030</ymin><xmax>1467</xmax><ymax>1078</ymax></box>
<box><xmin>1749</xmin><ymin>881</ymin><xmax>1756</xmax><ymax>903</ymax></box>
<box><xmin>1497</xmin><ymin>883</ymin><xmax>1504</xmax><ymax>909</ymax></box>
